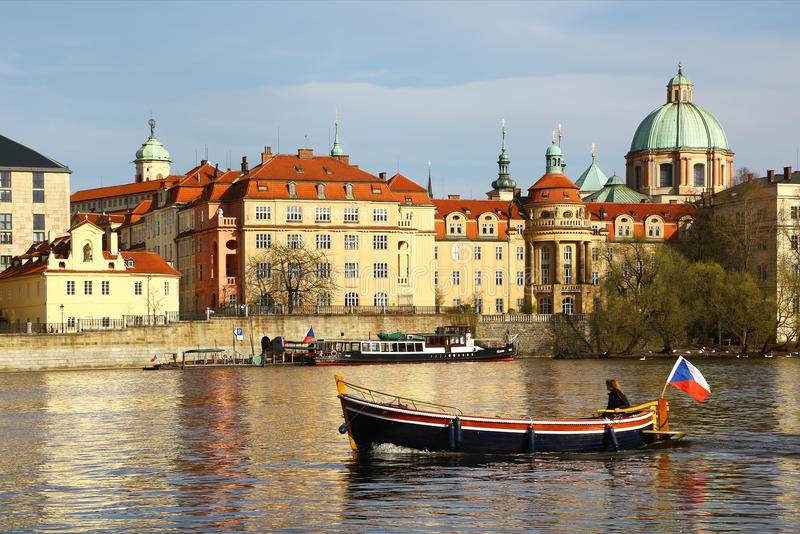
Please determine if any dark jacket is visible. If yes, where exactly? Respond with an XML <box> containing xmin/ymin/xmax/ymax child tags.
<box><xmin>606</xmin><ymin>390</ymin><xmax>630</xmax><ymax>412</ymax></box>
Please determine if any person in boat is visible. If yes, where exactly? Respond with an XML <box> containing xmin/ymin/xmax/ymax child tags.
<box><xmin>604</xmin><ymin>379</ymin><xmax>630</xmax><ymax>417</ymax></box>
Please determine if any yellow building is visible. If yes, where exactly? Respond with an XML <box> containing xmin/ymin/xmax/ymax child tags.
<box><xmin>0</xmin><ymin>219</ymin><xmax>181</xmax><ymax>329</ymax></box>
<box><xmin>1</xmin><ymin>134</ymin><xmax>71</xmax><ymax>272</ymax></box>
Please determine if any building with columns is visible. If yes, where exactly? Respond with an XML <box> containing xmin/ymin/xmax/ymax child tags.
<box><xmin>626</xmin><ymin>65</ymin><xmax>734</xmax><ymax>203</ymax></box>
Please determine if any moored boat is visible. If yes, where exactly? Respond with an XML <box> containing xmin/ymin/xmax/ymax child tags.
<box><xmin>334</xmin><ymin>376</ymin><xmax>685</xmax><ymax>453</ymax></box>
<box><xmin>310</xmin><ymin>325</ymin><xmax>515</xmax><ymax>365</ymax></box>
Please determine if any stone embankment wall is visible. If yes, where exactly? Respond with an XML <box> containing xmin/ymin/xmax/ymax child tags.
<box><xmin>0</xmin><ymin>314</ymin><xmax>565</xmax><ymax>372</ymax></box>
<box><xmin>478</xmin><ymin>315</ymin><xmax>560</xmax><ymax>356</ymax></box>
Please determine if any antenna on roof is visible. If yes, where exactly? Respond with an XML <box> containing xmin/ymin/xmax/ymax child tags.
<box><xmin>304</xmin><ymin>135</ymin><xmax>309</xmax><ymax>149</ymax></box>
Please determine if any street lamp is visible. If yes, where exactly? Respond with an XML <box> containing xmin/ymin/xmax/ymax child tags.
<box><xmin>60</xmin><ymin>304</ymin><xmax>64</xmax><ymax>333</ymax></box>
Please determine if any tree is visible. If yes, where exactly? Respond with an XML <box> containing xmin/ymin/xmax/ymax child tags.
<box><xmin>734</xmin><ymin>166</ymin><xmax>758</xmax><ymax>185</ymax></box>
<box><xmin>244</xmin><ymin>244</ymin><xmax>338</xmax><ymax>314</ymax></box>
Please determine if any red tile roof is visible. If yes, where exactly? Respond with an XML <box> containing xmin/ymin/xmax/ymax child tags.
<box><xmin>386</xmin><ymin>173</ymin><xmax>427</xmax><ymax>192</ymax></box>
<box><xmin>526</xmin><ymin>173</ymin><xmax>583</xmax><ymax>203</ymax></box>
<box><xmin>585</xmin><ymin>202</ymin><xmax>695</xmax><ymax>222</ymax></box>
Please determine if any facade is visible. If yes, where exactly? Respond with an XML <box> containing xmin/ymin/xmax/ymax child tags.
<box><xmin>626</xmin><ymin>66</ymin><xmax>734</xmax><ymax>203</ymax></box>
<box><xmin>0</xmin><ymin>134</ymin><xmax>71</xmax><ymax>272</ymax></box>
<box><xmin>0</xmin><ymin>219</ymin><xmax>180</xmax><ymax>327</ymax></box>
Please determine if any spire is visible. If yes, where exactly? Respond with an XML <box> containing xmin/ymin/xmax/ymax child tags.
<box><xmin>427</xmin><ymin>160</ymin><xmax>433</xmax><ymax>197</ymax></box>
<box><xmin>330</xmin><ymin>112</ymin><xmax>344</xmax><ymax>157</ymax></box>
<box><xmin>591</xmin><ymin>143</ymin><xmax>596</xmax><ymax>162</ymax></box>
<box><xmin>492</xmin><ymin>118</ymin><xmax>515</xmax><ymax>191</ymax></box>
<box><xmin>148</xmin><ymin>117</ymin><xmax>156</xmax><ymax>138</ymax></box>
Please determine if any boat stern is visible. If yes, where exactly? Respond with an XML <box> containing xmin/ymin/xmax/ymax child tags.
<box><xmin>335</xmin><ymin>376</ymin><xmax>358</xmax><ymax>450</ymax></box>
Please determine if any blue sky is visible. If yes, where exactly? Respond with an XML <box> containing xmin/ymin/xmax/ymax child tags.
<box><xmin>2</xmin><ymin>1</ymin><xmax>800</xmax><ymax>196</ymax></box>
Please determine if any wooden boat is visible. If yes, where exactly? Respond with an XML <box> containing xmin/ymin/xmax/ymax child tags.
<box><xmin>310</xmin><ymin>325</ymin><xmax>516</xmax><ymax>365</ymax></box>
<box><xmin>334</xmin><ymin>376</ymin><xmax>685</xmax><ymax>453</ymax></box>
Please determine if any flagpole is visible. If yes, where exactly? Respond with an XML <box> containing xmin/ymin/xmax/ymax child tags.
<box><xmin>661</xmin><ymin>356</ymin><xmax>683</xmax><ymax>398</ymax></box>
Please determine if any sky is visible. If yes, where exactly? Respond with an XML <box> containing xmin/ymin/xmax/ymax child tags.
<box><xmin>2</xmin><ymin>1</ymin><xmax>800</xmax><ymax>197</ymax></box>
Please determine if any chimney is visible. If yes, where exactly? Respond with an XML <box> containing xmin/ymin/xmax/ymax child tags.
<box><xmin>109</xmin><ymin>231</ymin><xmax>119</xmax><ymax>255</ymax></box>
<box><xmin>214</xmin><ymin>163</ymin><xmax>219</xmax><ymax>178</ymax></box>
<box><xmin>261</xmin><ymin>146</ymin><xmax>272</xmax><ymax>164</ymax></box>
<box><xmin>448</xmin><ymin>194</ymin><xmax>460</xmax><ymax>199</ymax></box>
<box><xmin>785</xmin><ymin>166</ymin><xmax>793</xmax><ymax>181</ymax></box>
<box><xmin>200</xmin><ymin>159</ymin><xmax>207</xmax><ymax>165</ymax></box>
<box><xmin>379</xmin><ymin>172</ymin><xmax>386</xmax><ymax>180</ymax></box>
<box><xmin>340</xmin><ymin>155</ymin><xmax>349</xmax><ymax>165</ymax></box>
<box><xmin>767</xmin><ymin>170</ymin><xmax>775</xmax><ymax>183</ymax></box>
<box><xmin>298</xmin><ymin>148</ymin><xmax>313</xmax><ymax>159</ymax></box>
<box><xmin>241</xmin><ymin>156</ymin><xmax>249</xmax><ymax>173</ymax></box>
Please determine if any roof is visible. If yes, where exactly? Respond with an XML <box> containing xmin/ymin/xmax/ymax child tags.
<box><xmin>135</xmin><ymin>135</ymin><xmax>170</xmax><ymax>162</ymax></box>
<box><xmin>432</xmin><ymin>198</ymin><xmax>521</xmax><ymax>220</ymax></box>
<box><xmin>583</xmin><ymin>174</ymin><xmax>651</xmax><ymax>203</ymax></box>
<box><xmin>526</xmin><ymin>173</ymin><xmax>583</xmax><ymax>203</ymax></box>
<box><xmin>574</xmin><ymin>161</ymin><xmax>608</xmax><ymax>192</ymax></box>
<box><xmin>0</xmin><ymin>134</ymin><xmax>71</xmax><ymax>172</ymax></box>
<box><xmin>585</xmin><ymin>202</ymin><xmax>694</xmax><ymax>222</ymax></box>
<box><xmin>668</xmin><ymin>73</ymin><xmax>692</xmax><ymax>86</ymax></box>
<box><xmin>628</xmin><ymin>101</ymin><xmax>730</xmax><ymax>155</ymax></box>
<box><xmin>245</xmin><ymin>152</ymin><xmax>379</xmax><ymax>183</ymax></box>
<box><xmin>386</xmin><ymin>173</ymin><xmax>427</xmax><ymax>192</ymax></box>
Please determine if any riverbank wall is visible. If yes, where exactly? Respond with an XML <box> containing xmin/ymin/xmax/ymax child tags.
<box><xmin>0</xmin><ymin>314</ymin><xmax>562</xmax><ymax>372</ymax></box>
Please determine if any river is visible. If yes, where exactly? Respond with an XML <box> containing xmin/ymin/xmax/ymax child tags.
<box><xmin>1</xmin><ymin>358</ymin><xmax>798</xmax><ymax>533</ymax></box>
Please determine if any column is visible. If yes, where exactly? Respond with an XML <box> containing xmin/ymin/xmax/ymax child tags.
<box><xmin>679</xmin><ymin>157</ymin><xmax>685</xmax><ymax>186</ymax></box>
<box><xmin>553</xmin><ymin>240</ymin><xmax>561</xmax><ymax>285</ymax></box>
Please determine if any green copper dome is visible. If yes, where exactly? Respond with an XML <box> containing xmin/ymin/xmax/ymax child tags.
<box><xmin>628</xmin><ymin>102</ymin><xmax>730</xmax><ymax>155</ymax></box>
<box><xmin>545</xmin><ymin>142</ymin><xmax>562</xmax><ymax>156</ymax></box>
<box><xmin>668</xmin><ymin>72</ymin><xmax>692</xmax><ymax>86</ymax></box>
<box><xmin>135</xmin><ymin>135</ymin><xmax>170</xmax><ymax>162</ymax></box>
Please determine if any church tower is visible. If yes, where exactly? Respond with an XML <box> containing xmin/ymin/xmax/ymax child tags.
<box><xmin>488</xmin><ymin>119</ymin><xmax>516</xmax><ymax>200</ymax></box>
<box><xmin>134</xmin><ymin>118</ymin><xmax>171</xmax><ymax>183</ymax></box>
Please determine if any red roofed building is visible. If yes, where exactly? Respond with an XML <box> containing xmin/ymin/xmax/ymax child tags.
<box><xmin>0</xmin><ymin>218</ymin><xmax>180</xmax><ymax>328</ymax></box>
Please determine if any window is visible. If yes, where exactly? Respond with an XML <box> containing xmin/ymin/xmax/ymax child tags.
<box><xmin>256</xmin><ymin>233</ymin><xmax>272</xmax><ymax>249</ymax></box>
<box><xmin>474</xmin><ymin>298</ymin><xmax>483</xmax><ymax>314</ymax></box>
<box><xmin>474</xmin><ymin>271</ymin><xmax>482</xmax><ymax>286</ymax></box>
<box><xmin>344</xmin><ymin>234</ymin><xmax>359</xmax><ymax>249</ymax></box>
<box><xmin>102</xmin><ymin>317</ymin><xmax>110</xmax><ymax>328</ymax></box>
<box><xmin>516</xmin><ymin>271</ymin><xmax>524</xmax><ymax>285</ymax></box>
<box><xmin>0</xmin><ymin>255</ymin><xmax>10</xmax><ymax>272</ymax></box>
<box><xmin>636</xmin><ymin>260</ymin><xmax>644</xmax><ymax>276</ymax></box>
<box><xmin>163</xmin><ymin>282</ymin><xmax>169</xmax><ymax>296</ymax></box>
<box><xmin>562</xmin><ymin>297</ymin><xmax>575</xmax><ymax>315</ymax></box>
<box><xmin>0</xmin><ymin>190</ymin><xmax>11</xmax><ymax>202</ymax></box>
<box><xmin>316</xmin><ymin>262</ymin><xmax>331</xmax><ymax>278</ymax></box>
<box><xmin>517</xmin><ymin>247</ymin><xmax>524</xmax><ymax>260</ymax></box>
<box><xmin>317</xmin><ymin>292</ymin><xmax>331</xmax><ymax>306</ymax></box>
<box><xmin>434</xmin><ymin>246</ymin><xmax>438</xmax><ymax>260</ymax></box>
<box><xmin>495</xmin><ymin>271</ymin><xmax>504</xmax><ymax>285</ymax></box>
<box><xmin>33</xmin><ymin>214</ymin><xmax>44</xmax><ymax>230</ymax></box>
<box><xmin>592</xmin><ymin>271</ymin><xmax>599</xmax><ymax>285</ymax></box>
<box><xmin>344</xmin><ymin>292</ymin><xmax>359</xmax><ymax>306</ymax></box>
<box><xmin>134</xmin><ymin>281</ymin><xmax>142</xmax><ymax>295</ymax></box>
<box><xmin>374</xmin><ymin>292</ymin><xmax>388</xmax><ymax>307</ymax></box>
<box><xmin>344</xmin><ymin>207</ymin><xmax>359</xmax><ymax>222</ymax></box>
<box><xmin>344</xmin><ymin>263</ymin><xmax>359</xmax><ymax>278</ymax></box>
<box><xmin>32</xmin><ymin>190</ymin><xmax>44</xmax><ymax>203</ymax></box>
<box><xmin>316</xmin><ymin>234</ymin><xmax>331</xmax><ymax>249</ymax></box>
<box><xmin>33</xmin><ymin>172</ymin><xmax>44</xmax><ymax>189</ymax></box>
<box><xmin>495</xmin><ymin>246</ymin><xmax>503</xmax><ymax>260</ymax></box>
<box><xmin>792</xmin><ymin>206</ymin><xmax>799</xmax><ymax>219</ymax></box>
<box><xmin>434</xmin><ymin>271</ymin><xmax>439</xmax><ymax>285</ymax></box>
<box><xmin>606</xmin><ymin>248</ymin><xmax>614</xmax><ymax>262</ymax></box>
<box><xmin>564</xmin><ymin>246</ymin><xmax>572</xmax><ymax>285</ymax></box>
<box><xmin>659</xmin><ymin>164</ymin><xmax>672</xmax><ymax>187</ymax></box>
<box><xmin>315</xmin><ymin>207</ymin><xmax>331</xmax><ymax>222</ymax></box>
<box><xmin>288</xmin><ymin>262</ymin><xmax>302</xmax><ymax>279</ymax></box>
<box><xmin>374</xmin><ymin>262</ymin><xmax>388</xmax><ymax>278</ymax></box>
<box><xmin>373</xmin><ymin>235</ymin><xmax>388</xmax><ymax>250</ymax></box>
<box><xmin>286</xmin><ymin>206</ymin><xmax>302</xmax><ymax>222</ymax></box>
<box><xmin>0</xmin><ymin>171</ymin><xmax>9</xmax><ymax>188</ymax></box>
<box><xmin>102</xmin><ymin>280</ymin><xmax>110</xmax><ymax>295</ymax></box>
<box><xmin>452</xmin><ymin>271</ymin><xmax>461</xmax><ymax>285</ymax></box>
<box><xmin>453</xmin><ymin>298</ymin><xmax>461</xmax><ymax>307</ymax></box>
<box><xmin>495</xmin><ymin>298</ymin><xmax>504</xmax><ymax>313</ymax></box>
<box><xmin>287</xmin><ymin>234</ymin><xmax>302</xmax><ymax>248</ymax></box>
<box><xmin>648</xmin><ymin>223</ymin><xmax>661</xmax><ymax>237</ymax></box>
<box><xmin>541</xmin><ymin>246</ymin><xmax>550</xmax><ymax>284</ymax></box>
<box><xmin>617</xmin><ymin>223</ymin><xmax>631</xmax><ymax>237</ymax></box>
<box><xmin>693</xmin><ymin>164</ymin><xmax>705</xmax><ymax>187</ymax></box>
<box><xmin>474</xmin><ymin>246</ymin><xmax>482</xmax><ymax>260</ymax></box>
<box><xmin>758</xmin><ymin>264</ymin><xmax>768</xmax><ymax>281</ymax></box>
<box><xmin>256</xmin><ymin>262</ymin><xmax>271</xmax><ymax>278</ymax></box>
<box><xmin>33</xmin><ymin>232</ymin><xmax>45</xmax><ymax>243</ymax></box>
<box><xmin>792</xmin><ymin>235</ymin><xmax>799</xmax><ymax>250</ymax></box>
<box><xmin>0</xmin><ymin>213</ymin><xmax>10</xmax><ymax>230</ymax></box>
<box><xmin>449</xmin><ymin>221</ymin><xmax>463</xmax><ymax>234</ymax></box>
<box><xmin>255</xmin><ymin>205</ymin><xmax>271</xmax><ymax>220</ymax></box>
<box><xmin>373</xmin><ymin>208</ymin><xmax>388</xmax><ymax>222</ymax></box>
<box><xmin>66</xmin><ymin>280</ymin><xmax>75</xmax><ymax>295</ymax></box>
<box><xmin>452</xmin><ymin>245</ymin><xmax>460</xmax><ymax>260</ymax></box>
<box><xmin>67</xmin><ymin>317</ymin><xmax>76</xmax><ymax>328</ymax></box>
<box><xmin>482</xmin><ymin>222</ymin><xmax>495</xmax><ymax>234</ymax></box>
<box><xmin>592</xmin><ymin>247</ymin><xmax>599</xmax><ymax>262</ymax></box>
<box><xmin>539</xmin><ymin>298</ymin><xmax>552</xmax><ymax>314</ymax></box>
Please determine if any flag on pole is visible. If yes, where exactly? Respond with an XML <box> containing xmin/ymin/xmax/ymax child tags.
<box><xmin>277</xmin><ymin>336</ymin><xmax>285</xmax><ymax>347</ymax></box>
<box><xmin>666</xmin><ymin>356</ymin><xmax>710</xmax><ymax>402</ymax></box>
<box><xmin>150</xmin><ymin>355</ymin><xmax>158</xmax><ymax>363</ymax></box>
<box><xmin>302</xmin><ymin>327</ymin><xmax>315</xmax><ymax>344</ymax></box>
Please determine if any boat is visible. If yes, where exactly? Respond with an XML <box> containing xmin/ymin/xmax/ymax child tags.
<box><xmin>309</xmin><ymin>325</ymin><xmax>516</xmax><ymax>365</ymax></box>
<box><xmin>334</xmin><ymin>376</ymin><xmax>686</xmax><ymax>453</ymax></box>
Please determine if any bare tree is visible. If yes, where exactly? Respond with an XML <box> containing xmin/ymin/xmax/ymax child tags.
<box><xmin>244</xmin><ymin>243</ymin><xmax>338</xmax><ymax>313</ymax></box>
<box><xmin>734</xmin><ymin>166</ymin><xmax>758</xmax><ymax>185</ymax></box>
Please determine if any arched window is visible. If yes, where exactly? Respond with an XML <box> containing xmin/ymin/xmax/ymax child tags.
<box><xmin>563</xmin><ymin>211</ymin><xmax>573</xmax><ymax>219</ymax></box>
<box><xmin>693</xmin><ymin>163</ymin><xmax>705</xmax><ymax>187</ymax></box>
<box><xmin>374</xmin><ymin>292</ymin><xmax>388</xmax><ymax>307</ymax></box>
<box><xmin>659</xmin><ymin>163</ymin><xmax>673</xmax><ymax>187</ymax></box>
<box><xmin>83</xmin><ymin>243</ymin><xmax>92</xmax><ymax>262</ymax></box>
<box><xmin>562</xmin><ymin>297</ymin><xmax>574</xmax><ymax>315</ymax></box>
<box><xmin>344</xmin><ymin>292</ymin><xmax>359</xmax><ymax>307</ymax></box>
<box><xmin>316</xmin><ymin>292</ymin><xmax>331</xmax><ymax>306</ymax></box>
<box><xmin>538</xmin><ymin>298</ymin><xmax>552</xmax><ymax>314</ymax></box>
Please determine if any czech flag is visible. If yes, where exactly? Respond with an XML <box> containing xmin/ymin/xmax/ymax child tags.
<box><xmin>150</xmin><ymin>355</ymin><xmax>158</xmax><ymax>363</ymax></box>
<box><xmin>666</xmin><ymin>356</ymin><xmax>710</xmax><ymax>403</ymax></box>
<box><xmin>302</xmin><ymin>327</ymin><xmax>315</xmax><ymax>344</ymax></box>
<box><xmin>277</xmin><ymin>336</ymin><xmax>285</xmax><ymax>347</ymax></box>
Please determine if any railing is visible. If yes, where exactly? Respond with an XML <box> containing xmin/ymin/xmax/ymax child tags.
<box><xmin>238</xmin><ymin>304</ymin><xmax>463</xmax><ymax>316</ymax></box>
<box><xmin>481</xmin><ymin>313</ymin><xmax>588</xmax><ymax>323</ymax></box>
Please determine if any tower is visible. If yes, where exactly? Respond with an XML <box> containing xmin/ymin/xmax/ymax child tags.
<box><xmin>488</xmin><ymin>119</ymin><xmax>516</xmax><ymax>200</ymax></box>
<box><xmin>134</xmin><ymin>118</ymin><xmax>171</xmax><ymax>183</ymax></box>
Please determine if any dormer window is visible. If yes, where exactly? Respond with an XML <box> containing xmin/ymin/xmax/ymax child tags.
<box><xmin>294</xmin><ymin>166</ymin><xmax>304</xmax><ymax>174</ymax></box>
<box><xmin>126</xmin><ymin>258</ymin><xmax>134</xmax><ymax>268</ymax></box>
<box><xmin>542</xmin><ymin>193</ymin><xmax>549</xmax><ymax>199</ymax></box>
<box><xmin>323</xmin><ymin>167</ymin><xmax>333</xmax><ymax>175</ymax></box>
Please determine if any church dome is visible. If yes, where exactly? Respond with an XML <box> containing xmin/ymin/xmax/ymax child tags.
<box><xmin>135</xmin><ymin>118</ymin><xmax>170</xmax><ymax>162</ymax></box>
<box><xmin>629</xmin><ymin>102</ymin><xmax>729</xmax><ymax>154</ymax></box>
<box><xmin>526</xmin><ymin>173</ymin><xmax>582</xmax><ymax>204</ymax></box>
